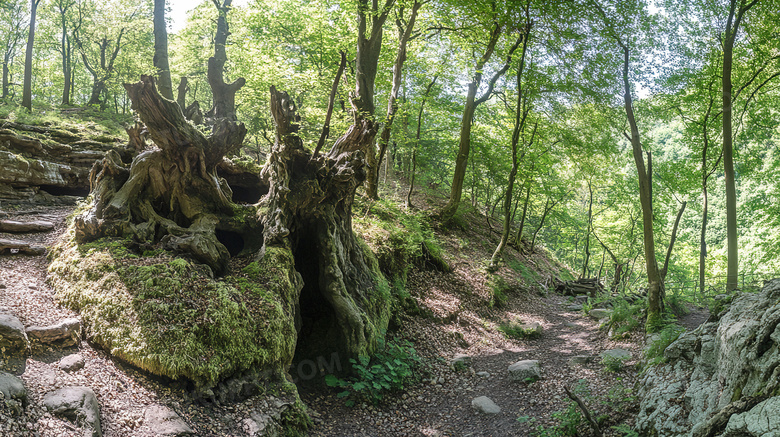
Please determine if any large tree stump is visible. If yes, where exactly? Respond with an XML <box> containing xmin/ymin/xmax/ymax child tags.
<box><xmin>72</xmin><ymin>75</ymin><xmax>256</xmax><ymax>275</ymax></box>
<box><xmin>259</xmin><ymin>86</ymin><xmax>389</xmax><ymax>360</ymax></box>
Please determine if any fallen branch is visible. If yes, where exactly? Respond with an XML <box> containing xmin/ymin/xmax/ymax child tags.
<box><xmin>564</xmin><ymin>385</ymin><xmax>602</xmax><ymax>437</ymax></box>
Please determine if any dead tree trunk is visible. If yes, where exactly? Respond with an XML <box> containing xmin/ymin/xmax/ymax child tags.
<box><xmin>73</xmin><ymin>75</ymin><xmax>252</xmax><ymax>275</ymax></box>
<box><xmin>261</xmin><ymin>87</ymin><xmax>389</xmax><ymax>360</ymax></box>
<box><xmin>206</xmin><ymin>0</ymin><xmax>245</xmax><ymax>122</ymax></box>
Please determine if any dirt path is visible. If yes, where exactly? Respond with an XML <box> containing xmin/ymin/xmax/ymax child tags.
<box><xmin>300</xmin><ymin>266</ymin><xmax>643</xmax><ymax>437</ymax></box>
<box><xmin>2</xmin><ymin>203</ymin><xmax>643</xmax><ymax>436</ymax></box>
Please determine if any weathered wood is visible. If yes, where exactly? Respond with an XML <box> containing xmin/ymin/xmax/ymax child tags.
<box><xmin>556</xmin><ymin>278</ymin><xmax>604</xmax><ymax>297</ymax></box>
<box><xmin>0</xmin><ymin>238</ymin><xmax>45</xmax><ymax>255</ymax></box>
<box><xmin>0</xmin><ymin>219</ymin><xmax>54</xmax><ymax>233</ymax></box>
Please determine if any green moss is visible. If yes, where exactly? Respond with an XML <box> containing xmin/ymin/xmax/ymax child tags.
<box><xmin>279</xmin><ymin>400</ymin><xmax>313</xmax><ymax>436</ymax></box>
<box><xmin>48</xmin><ymin>234</ymin><xmax>300</xmax><ymax>389</ymax></box>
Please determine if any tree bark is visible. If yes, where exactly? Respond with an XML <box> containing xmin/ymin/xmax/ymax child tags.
<box><xmin>439</xmin><ymin>23</ymin><xmax>522</xmax><ymax>222</ymax></box>
<box><xmin>261</xmin><ymin>87</ymin><xmax>389</xmax><ymax>361</ymax></box>
<box><xmin>73</xmin><ymin>75</ymin><xmax>250</xmax><ymax>275</ymax></box>
<box><xmin>22</xmin><ymin>0</ymin><xmax>41</xmax><ymax>111</ymax></box>
<box><xmin>153</xmin><ymin>0</ymin><xmax>174</xmax><ymax>100</ymax></box>
<box><xmin>367</xmin><ymin>0</ymin><xmax>421</xmax><ymax>199</ymax></box>
<box><xmin>206</xmin><ymin>0</ymin><xmax>246</xmax><ymax>121</ymax></box>
<box><xmin>581</xmin><ymin>180</ymin><xmax>594</xmax><ymax>279</ymax></box>
<box><xmin>488</xmin><ymin>15</ymin><xmax>532</xmax><ymax>271</ymax></box>
<box><xmin>622</xmin><ymin>46</ymin><xmax>664</xmax><ymax>328</ymax></box>
<box><xmin>661</xmin><ymin>201</ymin><xmax>686</xmax><ymax>281</ymax></box>
<box><xmin>406</xmin><ymin>75</ymin><xmax>438</xmax><ymax>209</ymax></box>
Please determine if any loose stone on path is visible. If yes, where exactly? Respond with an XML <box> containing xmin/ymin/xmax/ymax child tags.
<box><xmin>471</xmin><ymin>396</ymin><xmax>501</xmax><ymax>414</ymax></box>
<box><xmin>42</xmin><ymin>386</ymin><xmax>102</xmax><ymax>437</ymax></box>
<box><xmin>508</xmin><ymin>360</ymin><xmax>541</xmax><ymax>382</ymax></box>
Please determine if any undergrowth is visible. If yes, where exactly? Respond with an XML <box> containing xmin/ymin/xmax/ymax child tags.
<box><xmin>325</xmin><ymin>336</ymin><xmax>422</xmax><ymax>406</ymax></box>
<box><xmin>644</xmin><ymin>324</ymin><xmax>686</xmax><ymax>366</ymax></box>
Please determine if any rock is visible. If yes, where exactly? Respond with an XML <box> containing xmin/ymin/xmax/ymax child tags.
<box><xmin>636</xmin><ymin>279</ymin><xmax>780</xmax><ymax>437</ymax></box>
<box><xmin>142</xmin><ymin>405</ymin><xmax>193</xmax><ymax>436</ymax></box>
<box><xmin>0</xmin><ymin>372</ymin><xmax>27</xmax><ymax>406</ymax></box>
<box><xmin>566</xmin><ymin>304</ymin><xmax>583</xmax><ymax>311</ymax></box>
<box><xmin>508</xmin><ymin>359</ymin><xmax>541</xmax><ymax>382</ymax></box>
<box><xmin>588</xmin><ymin>308</ymin><xmax>613</xmax><ymax>320</ymax></box>
<box><xmin>574</xmin><ymin>295</ymin><xmax>589</xmax><ymax>304</ymax></box>
<box><xmin>519</xmin><ymin>322</ymin><xmax>543</xmax><ymax>337</ymax></box>
<box><xmin>59</xmin><ymin>354</ymin><xmax>86</xmax><ymax>372</ymax></box>
<box><xmin>241</xmin><ymin>396</ymin><xmax>305</xmax><ymax>436</ymax></box>
<box><xmin>451</xmin><ymin>353</ymin><xmax>472</xmax><ymax>369</ymax></box>
<box><xmin>26</xmin><ymin>318</ymin><xmax>81</xmax><ymax>347</ymax></box>
<box><xmin>42</xmin><ymin>386</ymin><xmax>102</xmax><ymax>437</ymax></box>
<box><xmin>567</xmin><ymin>355</ymin><xmax>592</xmax><ymax>366</ymax></box>
<box><xmin>722</xmin><ymin>396</ymin><xmax>780</xmax><ymax>436</ymax></box>
<box><xmin>471</xmin><ymin>396</ymin><xmax>501</xmax><ymax>414</ymax></box>
<box><xmin>476</xmin><ymin>371</ymin><xmax>490</xmax><ymax>378</ymax></box>
<box><xmin>0</xmin><ymin>312</ymin><xmax>29</xmax><ymax>351</ymax></box>
<box><xmin>600</xmin><ymin>349</ymin><xmax>631</xmax><ymax>361</ymax></box>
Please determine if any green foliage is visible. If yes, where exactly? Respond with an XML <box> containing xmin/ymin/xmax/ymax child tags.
<box><xmin>601</xmin><ymin>354</ymin><xmax>630</xmax><ymax>373</ymax></box>
<box><xmin>606</xmin><ymin>299</ymin><xmax>645</xmax><ymax>339</ymax></box>
<box><xmin>325</xmin><ymin>336</ymin><xmax>422</xmax><ymax>407</ymax></box>
<box><xmin>498</xmin><ymin>321</ymin><xmax>541</xmax><ymax>340</ymax></box>
<box><xmin>488</xmin><ymin>276</ymin><xmax>512</xmax><ymax>308</ymax></box>
<box><xmin>354</xmin><ymin>199</ymin><xmax>448</xmax><ymax>286</ymax></box>
<box><xmin>645</xmin><ymin>325</ymin><xmax>686</xmax><ymax>366</ymax></box>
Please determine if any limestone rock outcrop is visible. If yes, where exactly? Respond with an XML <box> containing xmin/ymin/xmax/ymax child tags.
<box><xmin>636</xmin><ymin>279</ymin><xmax>780</xmax><ymax>437</ymax></box>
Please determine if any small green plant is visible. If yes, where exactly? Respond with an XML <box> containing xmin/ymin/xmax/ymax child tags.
<box><xmin>645</xmin><ymin>324</ymin><xmax>686</xmax><ymax>366</ymax></box>
<box><xmin>489</xmin><ymin>276</ymin><xmax>512</xmax><ymax>308</ymax></box>
<box><xmin>325</xmin><ymin>336</ymin><xmax>422</xmax><ymax>406</ymax></box>
<box><xmin>533</xmin><ymin>403</ymin><xmax>582</xmax><ymax>437</ymax></box>
<box><xmin>607</xmin><ymin>299</ymin><xmax>645</xmax><ymax>339</ymax></box>
<box><xmin>611</xmin><ymin>424</ymin><xmax>640</xmax><ymax>436</ymax></box>
<box><xmin>601</xmin><ymin>354</ymin><xmax>630</xmax><ymax>372</ymax></box>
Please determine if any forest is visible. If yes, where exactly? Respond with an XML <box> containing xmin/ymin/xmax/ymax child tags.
<box><xmin>0</xmin><ymin>0</ymin><xmax>779</xmax><ymax>436</ymax></box>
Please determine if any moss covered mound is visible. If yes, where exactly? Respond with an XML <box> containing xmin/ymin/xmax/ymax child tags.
<box><xmin>48</xmin><ymin>231</ymin><xmax>301</xmax><ymax>389</ymax></box>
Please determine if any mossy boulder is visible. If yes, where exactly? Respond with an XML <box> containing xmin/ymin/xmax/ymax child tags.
<box><xmin>48</xmin><ymin>231</ymin><xmax>300</xmax><ymax>390</ymax></box>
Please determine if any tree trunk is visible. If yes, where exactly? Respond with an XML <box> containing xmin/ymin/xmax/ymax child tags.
<box><xmin>73</xmin><ymin>76</ymin><xmax>250</xmax><ymax>276</ymax></box>
<box><xmin>59</xmin><ymin>4</ymin><xmax>72</xmax><ymax>106</ymax></box>
<box><xmin>722</xmin><ymin>0</ymin><xmax>743</xmax><ymax>292</ymax></box>
<box><xmin>206</xmin><ymin>0</ymin><xmax>246</xmax><ymax>121</ymax></box>
<box><xmin>367</xmin><ymin>0</ymin><xmax>421</xmax><ymax>200</ymax></box>
<box><xmin>514</xmin><ymin>181</ymin><xmax>532</xmax><ymax>247</ymax></box>
<box><xmin>661</xmin><ymin>201</ymin><xmax>686</xmax><ymax>281</ymax></box>
<box><xmin>153</xmin><ymin>0</ymin><xmax>174</xmax><ymax>100</ymax></box>
<box><xmin>440</xmin><ymin>23</ymin><xmax>522</xmax><ymax>222</ymax></box>
<box><xmin>22</xmin><ymin>0</ymin><xmax>40</xmax><ymax>111</ymax></box>
<box><xmin>262</xmin><ymin>87</ymin><xmax>389</xmax><ymax>361</ymax></box>
<box><xmin>622</xmin><ymin>46</ymin><xmax>664</xmax><ymax>329</ymax></box>
<box><xmin>177</xmin><ymin>76</ymin><xmax>188</xmax><ymax>110</ymax></box>
<box><xmin>581</xmin><ymin>180</ymin><xmax>594</xmax><ymax>279</ymax></box>
<box><xmin>2</xmin><ymin>61</ymin><xmax>9</xmax><ymax>99</ymax></box>
<box><xmin>488</xmin><ymin>16</ymin><xmax>532</xmax><ymax>271</ymax></box>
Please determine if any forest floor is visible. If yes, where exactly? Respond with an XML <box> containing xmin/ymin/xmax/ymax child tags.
<box><xmin>0</xmin><ymin>187</ymin><xmax>709</xmax><ymax>436</ymax></box>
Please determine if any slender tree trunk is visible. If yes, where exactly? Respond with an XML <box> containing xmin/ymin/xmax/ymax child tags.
<box><xmin>177</xmin><ymin>76</ymin><xmax>188</xmax><ymax>109</ymax></box>
<box><xmin>514</xmin><ymin>182</ymin><xmax>532</xmax><ymax>247</ymax></box>
<box><xmin>367</xmin><ymin>0</ymin><xmax>421</xmax><ymax>199</ymax></box>
<box><xmin>2</xmin><ymin>60</ymin><xmax>9</xmax><ymax>99</ymax></box>
<box><xmin>154</xmin><ymin>0</ymin><xmax>174</xmax><ymax>100</ymax></box>
<box><xmin>488</xmin><ymin>17</ymin><xmax>532</xmax><ymax>271</ymax></box>
<box><xmin>622</xmin><ymin>46</ymin><xmax>664</xmax><ymax>328</ymax></box>
<box><xmin>722</xmin><ymin>0</ymin><xmax>743</xmax><ymax>291</ymax></box>
<box><xmin>407</xmin><ymin>75</ymin><xmax>437</xmax><ymax>209</ymax></box>
<box><xmin>206</xmin><ymin>0</ymin><xmax>245</xmax><ymax>121</ymax></box>
<box><xmin>581</xmin><ymin>180</ymin><xmax>594</xmax><ymax>279</ymax></box>
<box><xmin>440</xmin><ymin>23</ymin><xmax>522</xmax><ymax>222</ymax></box>
<box><xmin>661</xmin><ymin>201</ymin><xmax>687</xmax><ymax>281</ymax></box>
<box><xmin>22</xmin><ymin>0</ymin><xmax>41</xmax><ymax>111</ymax></box>
<box><xmin>59</xmin><ymin>5</ymin><xmax>72</xmax><ymax>106</ymax></box>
